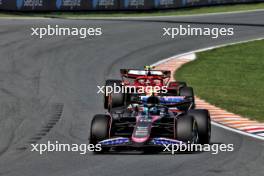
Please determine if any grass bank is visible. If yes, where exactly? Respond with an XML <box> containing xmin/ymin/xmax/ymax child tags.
<box><xmin>175</xmin><ymin>40</ymin><xmax>264</xmax><ymax>122</ymax></box>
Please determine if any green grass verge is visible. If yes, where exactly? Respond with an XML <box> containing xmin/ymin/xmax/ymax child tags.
<box><xmin>0</xmin><ymin>3</ymin><xmax>264</xmax><ymax>18</ymax></box>
<box><xmin>175</xmin><ymin>40</ymin><xmax>264</xmax><ymax>122</ymax></box>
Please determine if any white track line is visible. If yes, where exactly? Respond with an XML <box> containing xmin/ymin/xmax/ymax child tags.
<box><xmin>212</xmin><ymin>122</ymin><xmax>264</xmax><ymax>141</ymax></box>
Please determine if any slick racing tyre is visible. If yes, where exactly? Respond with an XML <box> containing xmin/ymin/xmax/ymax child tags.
<box><xmin>175</xmin><ymin>81</ymin><xmax>187</xmax><ymax>89</ymax></box>
<box><xmin>176</xmin><ymin>115</ymin><xmax>199</xmax><ymax>144</ymax></box>
<box><xmin>104</xmin><ymin>80</ymin><xmax>124</xmax><ymax>109</ymax></box>
<box><xmin>179</xmin><ymin>86</ymin><xmax>195</xmax><ymax>109</ymax></box>
<box><xmin>187</xmin><ymin>109</ymin><xmax>211</xmax><ymax>144</ymax></box>
<box><xmin>167</xmin><ymin>81</ymin><xmax>187</xmax><ymax>95</ymax></box>
<box><xmin>90</xmin><ymin>114</ymin><xmax>111</xmax><ymax>153</ymax></box>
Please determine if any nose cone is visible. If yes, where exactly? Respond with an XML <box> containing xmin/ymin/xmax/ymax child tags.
<box><xmin>131</xmin><ymin>136</ymin><xmax>149</xmax><ymax>143</ymax></box>
<box><xmin>132</xmin><ymin>116</ymin><xmax>152</xmax><ymax>144</ymax></box>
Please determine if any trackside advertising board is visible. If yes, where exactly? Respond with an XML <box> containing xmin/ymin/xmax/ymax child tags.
<box><xmin>0</xmin><ymin>0</ymin><xmax>263</xmax><ymax>11</ymax></box>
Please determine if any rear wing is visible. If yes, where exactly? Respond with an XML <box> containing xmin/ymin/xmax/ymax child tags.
<box><xmin>140</xmin><ymin>96</ymin><xmax>192</xmax><ymax>105</ymax></box>
<box><xmin>133</xmin><ymin>95</ymin><xmax>194</xmax><ymax>111</ymax></box>
<box><xmin>120</xmin><ymin>69</ymin><xmax>171</xmax><ymax>79</ymax></box>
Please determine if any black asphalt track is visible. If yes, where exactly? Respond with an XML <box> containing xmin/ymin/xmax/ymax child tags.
<box><xmin>0</xmin><ymin>10</ymin><xmax>263</xmax><ymax>176</ymax></box>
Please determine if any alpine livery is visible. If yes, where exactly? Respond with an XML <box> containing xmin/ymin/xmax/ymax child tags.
<box><xmin>90</xmin><ymin>95</ymin><xmax>211</xmax><ymax>153</ymax></box>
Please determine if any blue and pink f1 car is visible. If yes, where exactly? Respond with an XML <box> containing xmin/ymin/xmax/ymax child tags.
<box><xmin>89</xmin><ymin>95</ymin><xmax>211</xmax><ymax>153</ymax></box>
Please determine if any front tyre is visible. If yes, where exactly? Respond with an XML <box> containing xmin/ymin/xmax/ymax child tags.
<box><xmin>187</xmin><ymin>109</ymin><xmax>211</xmax><ymax>144</ymax></box>
<box><xmin>104</xmin><ymin>80</ymin><xmax>124</xmax><ymax>109</ymax></box>
<box><xmin>89</xmin><ymin>114</ymin><xmax>111</xmax><ymax>153</ymax></box>
<box><xmin>176</xmin><ymin>115</ymin><xmax>199</xmax><ymax>144</ymax></box>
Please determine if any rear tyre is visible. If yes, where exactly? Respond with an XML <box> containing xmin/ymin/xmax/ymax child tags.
<box><xmin>89</xmin><ymin>114</ymin><xmax>111</xmax><ymax>153</ymax></box>
<box><xmin>175</xmin><ymin>81</ymin><xmax>187</xmax><ymax>89</ymax></box>
<box><xmin>176</xmin><ymin>115</ymin><xmax>199</xmax><ymax>144</ymax></box>
<box><xmin>167</xmin><ymin>81</ymin><xmax>187</xmax><ymax>95</ymax></box>
<box><xmin>104</xmin><ymin>80</ymin><xmax>124</xmax><ymax>109</ymax></box>
<box><xmin>187</xmin><ymin>109</ymin><xmax>211</xmax><ymax>144</ymax></box>
<box><xmin>179</xmin><ymin>87</ymin><xmax>195</xmax><ymax>109</ymax></box>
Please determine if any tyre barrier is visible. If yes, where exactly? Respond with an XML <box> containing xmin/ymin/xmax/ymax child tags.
<box><xmin>0</xmin><ymin>0</ymin><xmax>263</xmax><ymax>11</ymax></box>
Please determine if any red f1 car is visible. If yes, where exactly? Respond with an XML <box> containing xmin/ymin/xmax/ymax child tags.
<box><xmin>104</xmin><ymin>66</ymin><xmax>195</xmax><ymax>110</ymax></box>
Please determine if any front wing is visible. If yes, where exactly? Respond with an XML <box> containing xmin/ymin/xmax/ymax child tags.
<box><xmin>98</xmin><ymin>137</ymin><xmax>183</xmax><ymax>147</ymax></box>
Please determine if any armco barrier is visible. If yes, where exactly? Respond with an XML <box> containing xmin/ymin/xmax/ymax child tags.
<box><xmin>0</xmin><ymin>0</ymin><xmax>263</xmax><ymax>11</ymax></box>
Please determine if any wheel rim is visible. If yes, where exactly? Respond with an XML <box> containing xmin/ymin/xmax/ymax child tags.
<box><xmin>191</xmin><ymin>122</ymin><xmax>199</xmax><ymax>144</ymax></box>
